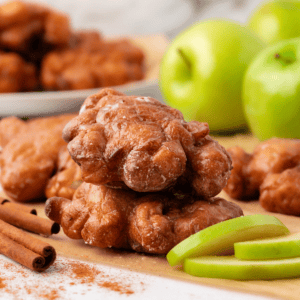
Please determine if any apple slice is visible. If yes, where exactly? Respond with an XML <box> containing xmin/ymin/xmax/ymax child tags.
<box><xmin>184</xmin><ymin>256</ymin><xmax>300</xmax><ymax>280</ymax></box>
<box><xmin>166</xmin><ymin>214</ymin><xmax>289</xmax><ymax>266</ymax></box>
<box><xmin>235</xmin><ymin>232</ymin><xmax>300</xmax><ymax>260</ymax></box>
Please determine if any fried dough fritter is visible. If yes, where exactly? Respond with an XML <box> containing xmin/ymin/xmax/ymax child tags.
<box><xmin>62</xmin><ymin>88</ymin><xmax>232</xmax><ymax>198</ymax></box>
<box><xmin>0</xmin><ymin>0</ymin><xmax>71</xmax><ymax>61</ymax></box>
<box><xmin>0</xmin><ymin>51</ymin><xmax>37</xmax><ymax>92</ymax></box>
<box><xmin>40</xmin><ymin>31</ymin><xmax>145</xmax><ymax>91</ymax></box>
<box><xmin>45</xmin><ymin>182</ymin><xmax>243</xmax><ymax>254</ymax></box>
<box><xmin>260</xmin><ymin>166</ymin><xmax>300</xmax><ymax>215</ymax></box>
<box><xmin>224</xmin><ymin>138</ymin><xmax>300</xmax><ymax>215</ymax></box>
<box><xmin>0</xmin><ymin>115</ymin><xmax>26</xmax><ymax>151</ymax></box>
<box><xmin>0</xmin><ymin>114</ymin><xmax>75</xmax><ymax>202</ymax></box>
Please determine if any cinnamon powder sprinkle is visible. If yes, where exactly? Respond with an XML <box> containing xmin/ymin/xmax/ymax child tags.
<box><xmin>0</xmin><ymin>255</ymin><xmax>142</xmax><ymax>299</ymax></box>
<box><xmin>67</xmin><ymin>261</ymin><xmax>134</xmax><ymax>295</ymax></box>
<box><xmin>0</xmin><ymin>277</ymin><xmax>6</xmax><ymax>289</ymax></box>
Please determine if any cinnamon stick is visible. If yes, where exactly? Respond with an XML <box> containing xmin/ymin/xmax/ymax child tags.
<box><xmin>0</xmin><ymin>204</ymin><xmax>60</xmax><ymax>236</ymax></box>
<box><xmin>0</xmin><ymin>219</ymin><xmax>56</xmax><ymax>272</ymax></box>
<box><xmin>0</xmin><ymin>197</ymin><xmax>37</xmax><ymax>215</ymax></box>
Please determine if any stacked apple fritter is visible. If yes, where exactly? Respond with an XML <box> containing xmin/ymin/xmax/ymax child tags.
<box><xmin>45</xmin><ymin>88</ymin><xmax>243</xmax><ymax>254</ymax></box>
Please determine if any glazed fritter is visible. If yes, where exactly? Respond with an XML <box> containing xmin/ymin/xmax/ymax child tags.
<box><xmin>40</xmin><ymin>31</ymin><xmax>145</xmax><ymax>91</ymax></box>
<box><xmin>0</xmin><ymin>51</ymin><xmax>37</xmax><ymax>92</ymax></box>
<box><xmin>224</xmin><ymin>138</ymin><xmax>300</xmax><ymax>215</ymax></box>
<box><xmin>45</xmin><ymin>182</ymin><xmax>243</xmax><ymax>254</ymax></box>
<box><xmin>0</xmin><ymin>114</ymin><xmax>75</xmax><ymax>202</ymax></box>
<box><xmin>0</xmin><ymin>0</ymin><xmax>71</xmax><ymax>62</ymax></box>
<box><xmin>62</xmin><ymin>88</ymin><xmax>232</xmax><ymax>198</ymax></box>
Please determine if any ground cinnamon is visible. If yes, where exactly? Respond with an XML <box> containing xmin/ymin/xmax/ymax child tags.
<box><xmin>0</xmin><ymin>277</ymin><xmax>6</xmax><ymax>289</ymax></box>
<box><xmin>68</xmin><ymin>261</ymin><xmax>134</xmax><ymax>295</ymax></box>
<box><xmin>0</xmin><ymin>219</ymin><xmax>56</xmax><ymax>272</ymax></box>
<box><xmin>0</xmin><ymin>204</ymin><xmax>60</xmax><ymax>236</ymax></box>
<box><xmin>0</xmin><ymin>256</ymin><xmax>140</xmax><ymax>299</ymax></box>
<box><xmin>0</xmin><ymin>197</ymin><xmax>37</xmax><ymax>215</ymax></box>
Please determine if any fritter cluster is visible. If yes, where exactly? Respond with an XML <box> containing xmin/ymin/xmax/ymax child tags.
<box><xmin>0</xmin><ymin>0</ymin><xmax>145</xmax><ymax>93</ymax></box>
<box><xmin>224</xmin><ymin>138</ymin><xmax>300</xmax><ymax>215</ymax></box>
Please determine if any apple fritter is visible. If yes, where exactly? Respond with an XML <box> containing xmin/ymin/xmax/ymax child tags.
<box><xmin>62</xmin><ymin>88</ymin><xmax>232</xmax><ymax>198</ymax></box>
<box><xmin>260</xmin><ymin>166</ymin><xmax>300</xmax><ymax>215</ymax></box>
<box><xmin>0</xmin><ymin>0</ymin><xmax>71</xmax><ymax>62</ymax></box>
<box><xmin>45</xmin><ymin>182</ymin><xmax>243</xmax><ymax>254</ymax></box>
<box><xmin>0</xmin><ymin>114</ymin><xmax>75</xmax><ymax>202</ymax></box>
<box><xmin>0</xmin><ymin>51</ymin><xmax>37</xmax><ymax>92</ymax></box>
<box><xmin>224</xmin><ymin>138</ymin><xmax>300</xmax><ymax>215</ymax></box>
<box><xmin>40</xmin><ymin>31</ymin><xmax>145</xmax><ymax>91</ymax></box>
<box><xmin>0</xmin><ymin>116</ymin><xmax>26</xmax><ymax>151</ymax></box>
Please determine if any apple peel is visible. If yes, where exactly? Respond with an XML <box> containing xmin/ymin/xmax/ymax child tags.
<box><xmin>184</xmin><ymin>255</ymin><xmax>300</xmax><ymax>280</ymax></box>
<box><xmin>166</xmin><ymin>214</ymin><xmax>289</xmax><ymax>266</ymax></box>
<box><xmin>235</xmin><ymin>232</ymin><xmax>300</xmax><ymax>260</ymax></box>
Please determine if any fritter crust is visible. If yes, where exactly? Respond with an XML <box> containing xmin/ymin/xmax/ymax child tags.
<box><xmin>224</xmin><ymin>138</ymin><xmax>300</xmax><ymax>215</ymax></box>
<box><xmin>0</xmin><ymin>114</ymin><xmax>75</xmax><ymax>202</ymax></box>
<box><xmin>45</xmin><ymin>182</ymin><xmax>243</xmax><ymax>254</ymax></box>
<box><xmin>45</xmin><ymin>146</ymin><xmax>82</xmax><ymax>200</ymax></box>
<box><xmin>62</xmin><ymin>88</ymin><xmax>232</xmax><ymax>197</ymax></box>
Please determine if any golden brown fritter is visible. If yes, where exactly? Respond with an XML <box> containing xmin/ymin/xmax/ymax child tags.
<box><xmin>62</xmin><ymin>88</ymin><xmax>232</xmax><ymax>198</ymax></box>
<box><xmin>45</xmin><ymin>182</ymin><xmax>243</xmax><ymax>254</ymax></box>
<box><xmin>260</xmin><ymin>166</ymin><xmax>300</xmax><ymax>215</ymax></box>
<box><xmin>224</xmin><ymin>138</ymin><xmax>300</xmax><ymax>215</ymax></box>
<box><xmin>45</xmin><ymin>146</ymin><xmax>82</xmax><ymax>200</ymax></box>
<box><xmin>0</xmin><ymin>114</ymin><xmax>75</xmax><ymax>202</ymax></box>
<box><xmin>0</xmin><ymin>51</ymin><xmax>37</xmax><ymax>92</ymax></box>
<box><xmin>0</xmin><ymin>115</ymin><xmax>26</xmax><ymax>151</ymax></box>
<box><xmin>0</xmin><ymin>0</ymin><xmax>71</xmax><ymax>62</ymax></box>
<box><xmin>40</xmin><ymin>31</ymin><xmax>145</xmax><ymax>91</ymax></box>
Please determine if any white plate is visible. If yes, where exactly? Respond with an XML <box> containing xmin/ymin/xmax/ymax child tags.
<box><xmin>0</xmin><ymin>79</ymin><xmax>164</xmax><ymax>118</ymax></box>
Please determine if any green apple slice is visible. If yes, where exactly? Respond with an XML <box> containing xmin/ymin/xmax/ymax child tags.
<box><xmin>235</xmin><ymin>232</ymin><xmax>300</xmax><ymax>260</ymax></box>
<box><xmin>166</xmin><ymin>214</ymin><xmax>289</xmax><ymax>266</ymax></box>
<box><xmin>184</xmin><ymin>256</ymin><xmax>300</xmax><ymax>280</ymax></box>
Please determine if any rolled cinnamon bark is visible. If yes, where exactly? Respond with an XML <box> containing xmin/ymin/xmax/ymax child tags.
<box><xmin>0</xmin><ymin>220</ymin><xmax>56</xmax><ymax>272</ymax></box>
<box><xmin>0</xmin><ymin>204</ymin><xmax>60</xmax><ymax>236</ymax></box>
<box><xmin>0</xmin><ymin>197</ymin><xmax>37</xmax><ymax>215</ymax></box>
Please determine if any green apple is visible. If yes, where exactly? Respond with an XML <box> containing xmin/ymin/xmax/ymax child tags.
<box><xmin>242</xmin><ymin>37</ymin><xmax>300</xmax><ymax>140</ymax></box>
<box><xmin>184</xmin><ymin>256</ymin><xmax>300</xmax><ymax>280</ymax></box>
<box><xmin>159</xmin><ymin>19</ymin><xmax>265</xmax><ymax>132</ymax></box>
<box><xmin>248</xmin><ymin>0</ymin><xmax>300</xmax><ymax>45</ymax></box>
<box><xmin>235</xmin><ymin>232</ymin><xmax>300</xmax><ymax>260</ymax></box>
<box><xmin>166</xmin><ymin>214</ymin><xmax>289</xmax><ymax>266</ymax></box>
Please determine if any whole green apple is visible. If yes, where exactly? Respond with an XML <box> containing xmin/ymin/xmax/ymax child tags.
<box><xmin>159</xmin><ymin>19</ymin><xmax>265</xmax><ymax>132</ymax></box>
<box><xmin>248</xmin><ymin>0</ymin><xmax>300</xmax><ymax>45</ymax></box>
<box><xmin>243</xmin><ymin>37</ymin><xmax>300</xmax><ymax>140</ymax></box>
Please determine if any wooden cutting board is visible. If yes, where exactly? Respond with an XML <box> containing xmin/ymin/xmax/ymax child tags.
<box><xmin>1</xmin><ymin>133</ymin><xmax>299</xmax><ymax>300</ymax></box>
